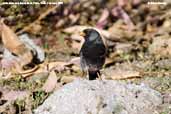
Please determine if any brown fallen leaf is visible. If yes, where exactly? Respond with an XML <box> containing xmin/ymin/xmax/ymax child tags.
<box><xmin>3</xmin><ymin>61</ymin><xmax>64</xmax><ymax>78</ymax></box>
<box><xmin>10</xmin><ymin>57</ymin><xmax>81</xmax><ymax>79</ymax></box>
<box><xmin>49</xmin><ymin>58</ymin><xmax>81</xmax><ymax>71</ymax></box>
<box><xmin>69</xmin><ymin>57</ymin><xmax>80</xmax><ymax>66</ymax></box>
<box><xmin>18</xmin><ymin>61</ymin><xmax>71</xmax><ymax>78</ymax></box>
<box><xmin>104</xmin><ymin>69</ymin><xmax>140</xmax><ymax>80</ymax></box>
<box><xmin>48</xmin><ymin>61</ymin><xmax>69</xmax><ymax>71</ymax></box>
<box><xmin>0</xmin><ymin>20</ymin><xmax>23</xmax><ymax>53</ymax></box>
<box><xmin>42</xmin><ymin>71</ymin><xmax>61</xmax><ymax>93</ymax></box>
<box><xmin>61</xmin><ymin>76</ymin><xmax>76</xmax><ymax>83</ymax></box>
<box><xmin>105</xmin><ymin>58</ymin><xmax>116</xmax><ymax>66</ymax></box>
<box><xmin>27</xmin><ymin>23</ymin><xmax>42</xmax><ymax>34</ymax></box>
<box><xmin>0</xmin><ymin>20</ymin><xmax>33</xmax><ymax>70</ymax></box>
<box><xmin>108</xmin><ymin>22</ymin><xmax>142</xmax><ymax>41</ymax></box>
<box><xmin>18</xmin><ymin>65</ymin><xmax>39</xmax><ymax>77</ymax></box>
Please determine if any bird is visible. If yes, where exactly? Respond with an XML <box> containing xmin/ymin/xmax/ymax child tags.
<box><xmin>79</xmin><ymin>28</ymin><xmax>106</xmax><ymax>80</ymax></box>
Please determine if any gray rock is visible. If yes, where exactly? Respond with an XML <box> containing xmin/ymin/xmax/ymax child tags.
<box><xmin>34</xmin><ymin>79</ymin><xmax>162</xmax><ymax>114</ymax></box>
<box><xmin>19</xmin><ymin>34</ymin><xmax>45</xmax><ymax>62</ymax></box>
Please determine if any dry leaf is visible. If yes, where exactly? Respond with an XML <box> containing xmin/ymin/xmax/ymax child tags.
<box><xmin>13</xmin><ymin>58</ymin><xmax>81</xmax><ymax>78</ymax></box>
<box><xmin>104</xmin><ymin>68</ymin><xmax>140</xmax><ymax>80</ymax></box>
<box><xmin>0</xmin><ymin>20</ymin><xmax>33</xmax><ymax>69</ymax></box>
<box><xmin>48</xmin><ymin>61</ymin><xmax>68</xmax><ymax>71</ymax></box>
<box><xmin>61</xmin><ymin>76</ymin><xmax>76</xmax><ymax>83</ymax></box>
<box><xmin>42</xmin><ymin>71</ymin><xmax>60</xmax><ymax>93</ymax></box>
<box><xmin>108</xmin><ymin>22</ymin><xmax>142</xmax><ymax>41</ymax></box>
<box><xmin>11</xmin><ymin>61</ymin><xmax>69</xmax><ymax>78</ymax></box>
<box><xmin>27</xmin><ymin>23</ymin><xmax>42</xmax><ymax>34</ymax></box>
<box><xmin>49</xmin><ymin>59</ymin><xmax>80</xmax><ymax>71</ymax></box>
<box><xmin>0</xmin><ymin>20</ymin><xmax>23</xmax><ymax>53</ymax></box>
<box><xmin>69</xmin><ymin>57</ymin><xmax>80</xmax><ymax>66</ymax></box>
<box><xmin>19</xmin><ymin>66</ymin><xmax>39</xmax><ymax>77</ymax></box>
<box><xmin>111</xmin><ymin>70</ymin><xmax>140</xmax><ymax>79</ymax></box>
<box><xmin>105</xmin><ymin>58</ymin><xmax>116</xmax><ymax>65</ymax></box>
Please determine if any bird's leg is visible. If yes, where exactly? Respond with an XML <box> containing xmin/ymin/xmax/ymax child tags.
<box><xmin>97</xmin><ymin>71</ymin><xmax>102</xmax><ymax>80</ymax></box>
<box><xmin>81</xmin><ymin>70</ymin><xmax>88</xmax><ymax>79</ymax></box>
<box><xmin>81</xmin><ymin>71</ymin><xmax>85</xmax><ymax>77</ymax></box>
<box><xmin>86</xmin><ymin>70</ymin><xmax>89</xmax><ymax>79</ymax></box>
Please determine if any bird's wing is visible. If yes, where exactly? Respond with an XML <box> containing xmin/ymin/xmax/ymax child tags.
<box><xmin>82</xmin><ymin>44</ymin><xmax>106</xmax><ymax>58</ymax></box>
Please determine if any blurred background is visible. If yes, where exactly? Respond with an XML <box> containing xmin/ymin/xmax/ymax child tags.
<box><xmin>0</xmin><ymin>0</ymin><xmax>171</xmax><ymax>114</ymax></box>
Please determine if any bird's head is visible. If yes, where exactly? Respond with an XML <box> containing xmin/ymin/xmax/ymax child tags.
<box><xmin>80</xmin><ymin>29</ymin><xmax>101</xmax><ymax>42</ymax></box>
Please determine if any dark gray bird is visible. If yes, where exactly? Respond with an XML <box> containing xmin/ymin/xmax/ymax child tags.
<box><xmin>79</xmin><ymin>28</ymin><xmax>106</xmax><ymax>80</ymax></box>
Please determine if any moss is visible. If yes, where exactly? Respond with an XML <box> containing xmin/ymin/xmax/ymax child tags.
<box><xmin>0</xmin><ymin>74</ymin><xmax>45</xmax><ymax>90</ymax></box>
<box><xmin>31</xmin><ymin>90</ymin><xmax>48</xmax><ymax>109</ymax></box>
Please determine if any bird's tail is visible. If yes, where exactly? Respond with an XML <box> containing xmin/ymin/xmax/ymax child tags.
<box><xmin>88</xmin><ymin>70</ymin><xmax>100</xmax><ymax>80</ymax></box>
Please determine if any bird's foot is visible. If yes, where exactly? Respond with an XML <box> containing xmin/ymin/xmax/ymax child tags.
<box><xmin>97</xmin><ymin>72</ymin><xmax>102</xmax><ymax>80</ymax></box>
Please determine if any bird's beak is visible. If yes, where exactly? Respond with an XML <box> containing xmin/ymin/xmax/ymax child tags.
<box><xmin>79</xmin><ymin>31</ymin><xmax>86</xmax><ymax>37</ymax></box>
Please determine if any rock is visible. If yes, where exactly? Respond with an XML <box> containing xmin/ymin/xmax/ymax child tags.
<box><xmin>34</xmin><ymin>79</ymin><xmax>162</xmax><ymax>114</ymax></box>
<box><xmin>19</xmin><ymin>34</ymin><xmax>45</xmax><ymax>63</ymax></box>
